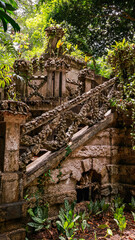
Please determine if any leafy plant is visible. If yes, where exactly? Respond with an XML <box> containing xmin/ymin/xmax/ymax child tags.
<box><xmin>0</xmin><ymin>0</ymin><xmax>20</xmax><ymax>32</ymax></box>
<box><xmin>87</xmin><ymin>199</ymin><xmax>109</xmax><ymax>216</ymax></box>
<box><xmin>56</xmin><ymin>200</ymin><xmax>79</xmax><ymax>240</ymax></box>
<box><xmin>27</xmin><ymin>204</ymin><xmax>50</xmax><ymax>232</ymax></box>
<box><xmin>100</xmin><ymin>198</ymin><xmax>110</xmax><ymax>213</ymax></box>
<box><xmin>114</xmin><ymin>205</ymin><xmax>126</xmax><ymax>234</ymax></box>
<box><xmin>98</xmin><ymin>224</ymin><xmax>113</xmax><ymax>238</ymax></box>
<box><xmin>78</xmin><ymin>211</ymin><xmax>89</xmax><ymax>232</ymax></box>
<box><xmin>94</xmin><ymin>231</ymin><xmax>97</xmax><ymax>240</ymax></box>
<box><xmin>87</xmin><ymin>200</ymin><xmax>100</xmax><ymax>215</ymax></box>
<box><xmin>111</xmin><ymin>195</ymin><xmax>124</xmax><ymax>212</ymax></box>
<box><xmin>0</xmin><ymin>64</ymin><xmax>12</xmax><ymax>88</ymax></box>
<box><xmin>129</xmin><ymin>196</ymin><xmax>135</xmax><ymax>211</ymax></box>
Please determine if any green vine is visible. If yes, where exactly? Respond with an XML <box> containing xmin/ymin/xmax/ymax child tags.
<box><xmin>65</xmin><ymin>144</ymin><xmax>72</xmax><ymax>157</ymax></box>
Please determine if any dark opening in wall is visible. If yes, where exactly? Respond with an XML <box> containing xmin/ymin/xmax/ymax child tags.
<box><xmin>76</xmin><ymin>170</ymin><xmax>101</xmax><ymax>203</ymax></box>
<box><xmin>77</xmin><ymin>187</ymin><xmax>89</xmax><ymax>203</ymax></box>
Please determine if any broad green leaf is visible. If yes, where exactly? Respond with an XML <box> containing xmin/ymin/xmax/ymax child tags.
<box><xmin>64</xmin><ymin>221</ymin><xmax>68</xmax><ymax>229</ymax></box>
<box><xmin>98</xmin><ymin>224</ymin><xmax>108</xmax><ymax>229</ymax></box>
<box><xmin>59</xmin><ymin>236</ymin><xmax>66</xmax><ymax>240</ymax></box>
<box><xmin>72</xmin><ymin>215</ymin><xmax>80</xmax><ymax>223</ymax></box>
<box><xmin>0</xmin><ymin>10</ymin><xmax>20</xmax><ymax>32</ymax></box>
<box><xmin>107</xmin><ymin>228</ymin><xmax>113</xmax><ymax>236</ymax></box>
<box><xmin>68</xmin><ymin>221</ymin><xmax>74</xmax><ymax>229</ymax></box>
<box><xmin>56</xmin><ymin>220</ymin><xmax>64</xmax><ymax>229</ymax></box>
<box><xmin>0</xmin><ymin>1</ymin><xmax>6</xmax><ymax>10</ymax></box>
<box><xmin>35</xmin><ymin>224</ymin><xmax>44</xmax><ymax>231</ymax></box>
<box><xmin>37</xmin><ymin>206</ymin><xmax>43</xmax><ymax>219</ymax></box>
<box><xmin>31</xmin><ymin>216</ymin><xmax>44</xmax><ymax>224</ymax></box>
<box><xmin>28</xmin><ymin>208</ymin><xmax>35</xmax><ymax>217</ymax></box>
<box><xmin>27</xmin><ymin>222</ymin><xmax>40</xmax><ymax>228</ymax></box>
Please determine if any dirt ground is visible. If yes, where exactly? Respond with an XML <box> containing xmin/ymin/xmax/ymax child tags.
<box><xmin>29</xmin><ymin>209</ymin><xmax>135</xmax><ymax>240</ymax></box>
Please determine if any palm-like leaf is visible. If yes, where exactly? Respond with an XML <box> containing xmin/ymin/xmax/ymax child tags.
<box><xmin>0</xmin><ymin>0</ymin><xmax>20</xmax><ymax>32</ymax></box>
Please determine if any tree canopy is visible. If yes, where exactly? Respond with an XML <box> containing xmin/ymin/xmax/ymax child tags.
<box><xmin>47</xmin><ymin>0</ymin><xmax>135</xmax><ymax>56</ymax></box>
<box><xmin>0</xmin><ymin>0</ymin><xmax>135</xmax><ymax>87</ymax></box>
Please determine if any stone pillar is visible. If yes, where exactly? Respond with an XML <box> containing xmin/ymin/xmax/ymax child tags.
<box><xmin>45</xmin><ymin>58</ymin><xmax>70</xmax><ymax>98</ymax></box>
<box><xmin>46</xmin><ymin>71</ymin><xmax>53</xmax><ymax>97</ymax></box>
<box><xmin>55</xmin><ymin>71</ymin><xmax>60</xmax><ymax>97</ymax></box>
<box><xmin>85</xmin><ymin>77</ymin><xmax>92</xmax><ymax>92</ymax></box>
<box><xmin>0</xmin><ymin>100</ymin><xmax>29</xmax><ymax>239</ymax></box>
<box><xmin>78</xmin><ymin>69</ymin><xmax>95</xmax><ymax>93</ymax></box>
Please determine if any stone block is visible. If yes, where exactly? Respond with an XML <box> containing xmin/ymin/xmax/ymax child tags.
<box><xmin>60</xmin><ymin>173</ymin><xmax>71</xmax><ymax>181</ymax></box>
<box><xmin>44</xmin><ymin>190</ymin><xmax>76</xmax><ymax>206</ymax></box>
<box><xmin>72</xmin><ymin>145</ymin><xmax>111</xmax><ymax>158</ymax></box>
<box><xmin>101</xmin><ymin>167</ymin><xmax>109</xmax><ymax>184</ymax></box>
<box><xmin>4</xmin><ymin>151</ymin><xmax>19</xmax><ymax>172</ymax></box>
<box><xmin>71</xmin><ymin>168</ymin><xmax>82</xmax><ymax>181</ymax></box>
<box><xmin>81</xmin><ymin>159</ymin><xmax>91</xmax><ymax>172</ymax></box>
<box><xmin>44</xmin><ymin>179</ymin><xmax>76</xmax><ymax>196</ymax></box>
<box><xmin>93</xmin><ymin>158</ymin><xmax>109</xmax><ymax>173</ymax></box>
<box><xmin>106</xmin><ymin>165</ymin><xmax>119</xmax><ymax>175</ymax></box>
<box><xmin>89</xmin><ymin>130</ymin><xmax>110</xmax><ymax>146</ymax></box>
<box><xmin>0</xmin><ymin>234</ymin><xmax>9</xmax><ymax>240</ymax></box>
<box><xmin>0</xmin><ymin>201</ymin><xmax>25</xmax><ymax>222</ymax></box>
<box><xmin>5</xmin><ymin>123</ymin><xmax>20</xmax><ymax>151</ymax></box>
<box><xmin>61</xmin><ymin>158</ymin><xmax>83</xmax><ymax>172</ymax></box>
<box><xmin>47</xmin><ymin>169</ymin><xmax>60</xmax><ymax>184</ymax></box>
<box><xmin>1</xmin><ymin>173</ymin><xmax>19</xmax><ymax>203</ymax></box>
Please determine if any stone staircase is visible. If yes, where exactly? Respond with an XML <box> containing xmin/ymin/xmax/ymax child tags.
<box><xmin>20</xmin><ymin>77</ymin><xmax>118</xmax><ymax>168</ymax></box>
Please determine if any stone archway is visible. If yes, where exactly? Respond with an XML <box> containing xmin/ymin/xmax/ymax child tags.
<box><xmin>76</xmin><ymin>170</ymin><xmax>101</xmax><ymax>203</ymax></box>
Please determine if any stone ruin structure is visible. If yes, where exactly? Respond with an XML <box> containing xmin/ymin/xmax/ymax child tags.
<box><xmin>0</xmin><ymin>27</ymin><xmax>135</xmax><ymax>239</ymax></box>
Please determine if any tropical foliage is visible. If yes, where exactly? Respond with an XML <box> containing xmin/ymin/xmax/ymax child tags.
<box><xmin>108</xmin><ymin>39</ymin><xmax>135</xmax><ymax>148</ymax></box>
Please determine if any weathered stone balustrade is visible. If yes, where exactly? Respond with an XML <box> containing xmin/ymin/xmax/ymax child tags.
<box><xmin>20</xmin><ymin>77</ymin><xmax>119</xmax><ymax>166</ymax></box>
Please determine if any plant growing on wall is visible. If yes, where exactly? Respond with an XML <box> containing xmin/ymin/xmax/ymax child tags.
<box><xmin>108</xmin><ymin>39</ymin><xmax>135</xmax><ymax>149</ymax></box>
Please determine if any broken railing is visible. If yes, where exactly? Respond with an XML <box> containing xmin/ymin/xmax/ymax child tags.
<box><xmin>20</xmin><ymin>77</ymin><xmax>119</xmax><ymax>167</ymax></box>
